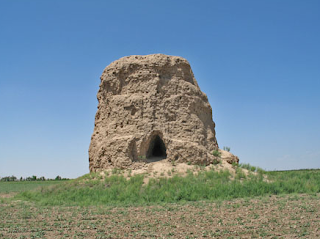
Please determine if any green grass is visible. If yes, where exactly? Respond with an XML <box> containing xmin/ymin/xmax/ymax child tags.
<box><xmin>266</xmin><ymin>169</ymin><xmax>320</xmax><ymax>193</ymax></box>
<box><xmin>13</xmin><ymin>167</ymin><xmax>320</xmax><ymax>206</ymax></box>
<box><xmin>0</xmin><ymin>181</ymin><xmax>64</xmax><ymax>194</ymax></box>
<box><xmin>212</xmin><ymin>150</ymin><xmax>221</xmax><ymax>157</ymax></box>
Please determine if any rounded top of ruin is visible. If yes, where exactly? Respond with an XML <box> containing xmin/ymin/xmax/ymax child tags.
<box><xmin>106</xmin><ymin>54</ymin><xmax>190</xmax><ymax>69</ymax></box>
<box><xmin>100</xmin><ymin>54</ymin><xmax>198</xmax><ymax>88</ymax></box>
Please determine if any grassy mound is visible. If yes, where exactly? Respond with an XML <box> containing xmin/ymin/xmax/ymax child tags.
<box><xmin>16</xmin><ymin>166</ymin><xmax>320</xmax><ymax>206</ymax></box>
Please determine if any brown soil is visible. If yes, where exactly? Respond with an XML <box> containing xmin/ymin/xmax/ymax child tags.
<box><xmin>1</xmin><ymin>194</ymin><xmax>319</xmax><ymax>238</ymax></box>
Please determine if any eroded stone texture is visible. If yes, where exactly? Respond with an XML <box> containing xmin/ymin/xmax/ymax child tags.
<box><xmin>89</xmin><ymin>54</ymin><xmax>238</xmax><ymax>171</ymax></box>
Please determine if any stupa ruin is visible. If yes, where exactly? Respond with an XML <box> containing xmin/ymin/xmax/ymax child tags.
<box><xmin>89</xmin><ymin>54</ymin><xmax>239</xmax><ymax>171</ymax></box>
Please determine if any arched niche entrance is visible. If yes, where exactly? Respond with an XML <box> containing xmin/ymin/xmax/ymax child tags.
<box><xmin>146</xmin><ymin>134</ymin><xmax>167</xmax><ymax>162</ymax></box>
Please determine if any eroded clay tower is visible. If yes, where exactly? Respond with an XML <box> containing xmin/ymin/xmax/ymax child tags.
<box><xmin>89</xmin><ymin>54</ymin><xmax>238</xmax><ymax>171</ymax></box>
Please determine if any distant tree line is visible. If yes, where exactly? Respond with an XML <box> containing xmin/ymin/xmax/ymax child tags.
<box><xmin>0</xmin><ymin>175</ymin><xmax>69</xmax><ymax>182</ymax></box>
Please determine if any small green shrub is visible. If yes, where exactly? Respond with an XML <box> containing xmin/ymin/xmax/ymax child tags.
<box><xmin>232</xmin><ymin>162</ymin><xmax>238</xmax><ymax>168</ymax></box>
<box><xmin>257</xmin><ymin>167</ymin><xmax>266</xmax><ymax>174</ymax></box>
<box><xmin>239</xmin><ymin>163</ymin><xmax>260</xmax><ymax>172</ymax></box>
<box><xmin>213</xmin><ymin>159</ymin><xmax>220</xmax><ymax>165</ymax></box>
<box><xmin>212</xmin><ymin>150</ymin><xmax>221</xmax><ymax>157</ymax></box>
<box><xmin>223</xmin><ymin>146</ymin><xmax>231</xmax><ymax>152</ymax></box>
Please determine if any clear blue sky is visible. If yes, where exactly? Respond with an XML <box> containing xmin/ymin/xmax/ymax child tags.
<box><xmin>1</xmin><ymin>0</ymin><xmax>319</xmax><ymax>178</ymax></box>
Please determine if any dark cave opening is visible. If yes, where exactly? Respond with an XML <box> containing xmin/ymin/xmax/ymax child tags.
<box><xmin>147</xmin><ymin>135</ymin><xmax>167</xmax><ymax>162</ymax></box>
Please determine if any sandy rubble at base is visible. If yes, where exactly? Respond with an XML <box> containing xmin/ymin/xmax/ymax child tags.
<box><xmin>98</xmin><ymin>160</ymin><xmax>253</xmax><ymax>184</ymax></box>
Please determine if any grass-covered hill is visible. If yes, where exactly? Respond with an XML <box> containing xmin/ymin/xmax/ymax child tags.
<box><xmin>13</xmin><ymin>164</ymin><xmax>320</xmax><ymax>206</ymax></box>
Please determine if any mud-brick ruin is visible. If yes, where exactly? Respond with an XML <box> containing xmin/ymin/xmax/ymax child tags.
<box><xmin>89</xmin><ymin>54</ymin><xmax>239</xmax><ymax>171</ymax></box>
